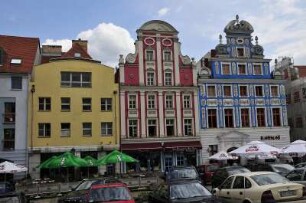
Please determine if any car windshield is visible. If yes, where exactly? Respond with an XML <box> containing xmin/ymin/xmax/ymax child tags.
<box><xmin>170</xmin><ymin>182</ymin><xmax>211</xmax><ymax>199</ymax></box>
<box><xmin>168</xmin><ymin>168</ymin><xmax>198</xmax><ymax>180</ymax></box>
<box><xmin>251</xmin><ymin>173</ymin><xmax>289</xmax><ymax>186</ymax></box>
<box><xmin>75</xmin><ymin>180</ymin><xmax>99</xmax><ymax>190</ymax></box>
<box><xmin>227</xmin><ymin>167</ymin><xmax>250</xmax><ymax>175</ymax></box>
<box><xmin>271</xmin><ymin>164</ymin><xmax>294</xmax><ymax>174</ymax></box>
<box><xmin>89</xmin><ymin>186</ymin><xmax>132</xmax><ymax>202</ymax></box>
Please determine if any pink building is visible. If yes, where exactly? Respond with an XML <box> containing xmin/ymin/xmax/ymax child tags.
<box><xmin>119</xmin><ymin>20</ymin><xmax>201</xmax><ymax>172</ymax></box>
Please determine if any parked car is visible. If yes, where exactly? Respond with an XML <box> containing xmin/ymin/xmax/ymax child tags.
<box><xmin>88</xmin><ymin>182</ymin><xmax>135</xmax><ymax>203</ymax></box>
<box><xmin>212</xmin><ymin>171</ymin><xmax>306</xmax><ymax>203</ymax></box>
<box><xmin>246</xmin><ymin>163</ymin><xmax>295</xmax><ymax>176</ymax></box>
<box><xmin>0</xmin><ymin>192</ymin><xmax>27</xmax><ymax>203</ymax></box>
<box><xmin>197</xmin><ymin>163</ymin><xmax>219</xmax><ymax>185</ymax></box>
<box><xmin>0</xmin><ymin>182</ymin><xmax>15</xmax><ymax>194</ymax></box>
<box><xmin>211</xmin><ymin>166</ymin><xmax>250</xmax><ymax>189</ymax></box>
<box><xmin>57</xmin><ymin>177</ymin><xmax>121</xmax><ymax>203</ymax></box>
<box><xmin>148</xmin><ymin>179</ymin><xmax>221</xmax><ymax>203</ymax></box>
<box><xmin>165</xmin><ymin>166</ymin><xmax>201</xmax><ymax>182</ymax></box>
<box><xmin>295</xmin><ymin>162</ymin><xmax>306</xmax><ymax>168</ymax></box>
<box><xmin>286</xmin><ymin>167</ymin><xmax>306</xmax><ymax>186</ymax></box>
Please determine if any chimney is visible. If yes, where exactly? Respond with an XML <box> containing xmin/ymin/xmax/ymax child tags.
<box><xmin>42</xmin><ymin>45</ymin><xmax>62</xmax><ymax>56</ymax></box>
<box><xmin>72</xmin><ymin>39</ymin><xmax>88</xmax><ymax>52</ymax></box>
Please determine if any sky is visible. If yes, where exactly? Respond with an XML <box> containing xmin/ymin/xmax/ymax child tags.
<box><xmin>1</xmin><ymin>0</ymin><xmax>306</xmax><ymax>68</ymax></box>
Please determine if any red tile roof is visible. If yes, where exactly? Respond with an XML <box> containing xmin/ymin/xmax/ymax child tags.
<box><xmin>0</xmin><ymin>35</ymin><xmax>40</xmax><ymax>74</ymax></box>
<box><xmin>61</xmin><ymin>43</ymin><xmax>92</xmax><ymax>59</ymax></box>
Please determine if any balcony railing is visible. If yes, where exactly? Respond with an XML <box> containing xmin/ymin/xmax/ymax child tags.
<box><xmin>2</xmin><ymin>113</ymin><xmax>15</xmax><ymax>124</ymax></box>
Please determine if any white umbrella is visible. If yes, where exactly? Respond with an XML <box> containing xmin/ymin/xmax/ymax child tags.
<box><xmin>0</xmin><ymin>161</ymin><xmax>27</xmax><ymax>174</ymax></box>
<box><xmin>209</xmin><ymin>151</ymin><xmax>235</xmax><ymax>160</ymax></box>
<box><xmin>280</xmin><ymin>140</ymin><xmax>306</xmax><ymax>157</ymax></box>
<box><xmin>229</xmin><ymin>141</ymin><xmax>280</xmax><ymax>156</ymax></box>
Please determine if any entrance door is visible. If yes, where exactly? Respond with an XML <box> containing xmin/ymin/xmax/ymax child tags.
<box><xmin>164</xmin><ymin>155</ymin><xmax>173</xmax><ymax>172</ymax></box>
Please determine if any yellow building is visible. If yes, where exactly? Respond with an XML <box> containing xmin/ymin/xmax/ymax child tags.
<box><xmin>28</xmin><ymin>40</ymin><xmax>119</xmax><ymax>179</ymax></box>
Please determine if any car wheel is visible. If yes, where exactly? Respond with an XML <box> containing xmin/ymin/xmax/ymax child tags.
<box><xmin>243</xmin><ymin>200</ymin><xmax>251</xmax><ymax>203</ymax></box>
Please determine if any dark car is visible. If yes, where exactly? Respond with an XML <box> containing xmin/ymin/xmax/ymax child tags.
<box><xmin>286</xmin><ymin>167</ymin><xmax>306</xmax><ymax>186</ymax></box>
<box><xmin>165</xmin><ymin>166</ymin><xmax>201</xmax><ymax>182</ymax></box>
<box><xmin>196</xmin><ymin>164</ymin><xmax>220</xmax><ymax>185</ymax></box>
<box><xmin>246</xmin><ymin>163</ymin><xmax>295</xmax><ymax>176</ymax></box>
<box><xmin>0</xmin><ymin>192</ymin><xmax>27</xmax><ymax>203</ymax></box>
<box><xmin>295</xmin><ymin>162</ymin><xmax>306</xmax><ymax>168</ymax></box>
<box><xmin>0</xmin><ymin>182</ymin><xmax>15</xmax><ymax>194</ymax></box>
<box><xmin>57</xmin><ymin>177</ymin><xmax>121</xmax><ymax>203</ymax></box>
<box><xmin>148</xmin><ymin>179</ymin><xmax>221</xmax><ymax>203</ymax></box>
<box><xmin>88</xmin><ymin>182</ymin><xmax>135</xmax><ymax>203</ymax></box>
<box><xmin>211</xmin><ymin>166</ymin><xmax>250</xmax><ymax>189</ymax></box>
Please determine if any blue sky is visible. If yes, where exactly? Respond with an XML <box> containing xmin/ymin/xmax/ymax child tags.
<box><xmin>1</xmin><ymin>0</ymin><xmax>306</xmax><ymax>67</ymax></box>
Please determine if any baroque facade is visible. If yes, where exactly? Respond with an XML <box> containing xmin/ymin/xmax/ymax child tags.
<box><xmin>197</xmin><ymin>16</ymin><xmax>290</xmax><ymax>163</ymax></box>
<box><xmin>119</xmin><ymin>20</ymin><xmax>201</xmax><ymax>172</ymax></box>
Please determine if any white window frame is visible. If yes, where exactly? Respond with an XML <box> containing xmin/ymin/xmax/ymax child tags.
<box><xmin>239</xmin><ymin>85</ymin><xmax>249</xmax><ymax>97</ymax></box>
<box><xmin>207</xmin><ymin>85</ymin><xmax>216</xmax><ymax>97</ymax></box>
<box><xmin>165</xmin><ymin>119</ymin><xmax>175</xmax><ymax>136</ymax></box>
<box><xmin>129</xmin><ymin>95</ymin><xmax>137</xmax><ymax>109</ymax></box>
<box><xmin>255</xmin><ymin>85</ymin><xmax>264</xmax><ymax>97</ymax></box>
<box><xmin>147</xmin><ymin>95</ymin><xmax>156</xmax><ymax>109</ymax></box>
<box><xmin>11</xmin><ymin>76</ymin><xmax>22</xmax><ymax>90</ymax></box>
<box><xmin>183</xmin><ymin>118</ymin><xmax>193</xmax><ymax>136</ymax></box>
<box><xmin>237</xmin><ymin>63</ymin><xmax>247</xmax><ymax>75</ymax></box>
<box><xmin>163</xmin><ymin>50</ymin><xmax>172</xmax><ymax>61</ymax></box>
<box><xmin>38</xmin><ymin>123</ymin><xmax>51</xmax><ymax>137</ymax></box>
<box><xmin>236</xmin><ymin>47</ymin><xmax>245</xmax><ymax>57</ymax></box>
<box><xmin>183</xmin><ymin>95</ymin><xmax>191</xmax><ymax>109</ymax></box>
<box><xmin>61</xmin><ymin>97</ymin><xmax>70</xmax><ymax>111</ymax></box>
<box><xmin>101</xmin><ymin>98</ymin><xmax>112</xmax><ymax>111</ymax></box>
<box><xmin>164</xmin><ymin>72</ymin><xmax>172</xmax><ymax>86</ymax></box>
<box><xmin>82</xmin><ymin>122</ymin><xmax>92</xmax><ymax>136</ymax></box>
<box><xmin>240</xmin><ymin>107</ymin><xmax>251</xmax><ymax>127</ymax></box>
<box><xmin>165</xmin><ymin>95</ymin><xmax>173</xmax><ymax>109</ymax></box>
<box><xmin>147</xmin><ymin>119</ymin><xmax>157</xmax><ymax>137</ymax></box>
<box><xmin>128</xmin><ymin>119</ymin><xmax>138</xmax><ymax>138</ymax></box>
<box><xmin>39</xmin><ymin>97</ymin><xmax>51</xmax><ymax>111</ymax></box>
<box><xmin>221</xmin><ymin>62</ymin><xmax>231</xmax><ymax>75</ymax></box>
<box><xmin>82</xmin><ymin>98</ymin><xmax>92</xmax><ymax>111</ymax></box>
<box><xmin>270</xmin><ymin>85</ymin><xmax>279</xmax><ymax>97</ymax></box>
<box><xmin>146</xmin><ymin>50</ymin><xmax>154</xmax><ymax>61</ymax></box>
<box><xmin>253</xmin><ymin>63</ymin><xmax>263</xmax><ymax>75</ymax></box>
<box><xmin>223</xmin><ymin>108</ymin><xmax>235</xmax><ymax>128</ymax></box>
<box><xmin>223</xmin><ymin>85</ymin><xmax>232</xmax><ymax>97</ymax></box>
<box><xmin>147</xmin><ymin>71</ymin><xmax>155</xmax><ymax>86</ymax></box>
<box><xmin>101</xmin><ymin>122</ymin><xmax>112</xmax><ymax>136</ymax></box>
<box><xmin>61</xmin><ymin>123</ymin><xmax>71</xmax><ymax>137</ymax></box>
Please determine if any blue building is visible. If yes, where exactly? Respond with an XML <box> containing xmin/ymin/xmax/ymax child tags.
<box><xmin>197</xmin><ymin>15</ymin><xmax>290</xmax><ymax>163</ymax></box>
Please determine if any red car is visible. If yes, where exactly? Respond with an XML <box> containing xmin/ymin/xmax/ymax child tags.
<box><xmin>197</xmin><ymin>164</ymin><xmax>220</xmax><ymax>185</ymax></box>
<box><xmin>87</xmin><ymin>182</ymin><xmax>135</xmax><ymax>203</ymax></box>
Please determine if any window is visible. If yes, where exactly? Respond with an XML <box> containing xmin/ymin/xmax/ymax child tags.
<box><xmin>0</xmin><ymin>48</ymin><xmax>3</xmax><ymax>65</ymax></box>
<box><xmin>11</xmin><ymin>76</ymin><xmax>22</xmax><ymax>89</ymax></box>
<box><xmin>39</xmin><ymin>97</ymin><xmax>51</xmax><ymax>111</ymax></box>
<box><xmin>254</xmin><ymin>64</ymin><xmax>262</xmax><ymax>75</ymax></box>
<box><xmin>163</xmin><ymin>51</ymin><xmax>171</xmax><ymax>61</ymax></box>
<box><xmin>184</xmin><ymin>95</ymin><xmax>191</xmax><ymax>108</ymax></box>
<box><xmin>221</xmin><ymin>176</ymin><xmax>234</xmax><ymax>189</ymax></box>
<box><xmin>101</xmin><ymin>122</ymin><xmax>112</xmax><ymax>135</ymax></box>
<box><xmin>184</xmin><ymin>119</ymin><xmax>193</xmax><ymax>136</ymax></box>
<box><xmin>129</xmin><ymin>120</ymin><xmax>137</xmax><ymax>138</ymax></box>
<box><xmin>238</xmin><ymin>64</ymin><xmax>246</xmax><ymax>75</ymax></box>
<box><xmin>237</xmin><ymin>47</ymin><xmax>245</xmax><ymax>57</ymax></box>
<box><xmin>83</xmin><ymin>122</ymin><xmax>92</xmax><ymax>136</ymax></box>
<box><xmin>38</xmin><ymin>123</ymin><xmax>51</xmax><ymax>137</ymax></box>
<box><xmin>165</xmin><ymin>95</ymin><xmax>173</xmax><ymax>109</ymax></box>
<box><xmin>257</xmin><ymin>108</ymin><xmax>266</xmax><ymax>127</ymax></box>
<box><xmin>61</xmin><ymin>72</ymin><xmax>91</xmax><ymax>87</ymax></box>
<box><xmin>147</xmin><ymin>72</ymin><xmax>155</xmax><ymax>86</ymax></box>
<box><xmin>165</xmin><ymin>72</ymin><xmax>172</xmax><ymax>86</ymax></box>
<box><xmin>166</xmin><ymin>119</ymin><xmax>175</xmax><ymax>136</ymax></box>
<box><xmin>129</xmin><ymin>95</ymin><xmax>136</xmax><ymax>109</ymax></box>
<box><xmin>224</xmin><ymin>109</ymin><xmax>234</xmax><ymax>127</ymax></box>
<box><xmin>61</xmin><ymin>97</ymin><xmax>70</xmax><ymax>111</ymax></box>
<box><xmin>207</xmin><ymin>86</ymin><xmax>216</xmax><ymax>97</ymax></box>
<box><xmin>3</xmin><ymin>129</ymin><xmax>15</xmax><ymax>150</ymax></box>
<box><xmin>208</xmin><ymin>109</ymin><xmax>217</xmax><ymax>128</ymax></box>
<box><xmin>208</xmin><ymin>145</ymin><xmax>218</xmax><ymax>156</ymax></box>
<box><xmin>241</xmin><ymin>108</ymin><xmax>250</xmax><ymax>127</ymax></box>
<box><xmin>101</xmin><ymin>98</ymin><xmax>112</xmax><ymax>111</ymax></box>
<box><xmin>11</xmin><ymin>58</ymin><xmax>22</xmax><ymax>64</ymax></box>
<box><xmin>233</xmin><ymin>176</ymin><xmax>245</xmax><ymax>189</ymax></box>
<box><xmin>239</xmin><ymin>86</ymin><xmax>248</xmax><ymax>97</ymax></box>
<box><xmin>272</xmin><ymin>108</ymin><xmax>281</xmax><ymax>127</ymax></box>
<box><xmin>148</xmin><ymin>95</ymin><xmax>155</xmax><ymax>109</ymax></box>
<box><xmin>271</xmin><ymin>86</ymin><xmax>279</xmax><ymax>97</ymax></box>
<box><xmin>61</xmin><ymin>123</ymin><xmax>70</xmax><ymax>137</ymax></box>
<box><xmin>222</xmin><ymin>63</ymin><xmax>231</xmax><ymax>75</ymax></box>
<box><xmin>296</xmin><ymin>117</ymin><xmax>303</xmax><ymax>128</ymax></box>
<box><xmin>294</xmin><ymin>91</ymin><xmax>300</xmax><ymax>103</ymax></box>
<box><xmin>146</xmin><ymin>50</ymin><xmax>154</xmax><ymax>61</ymax></box>
<box><xmin>177</xmin><ymin>153</ymin><xmax>184</xmax><ymax>166</ymax></box>
<box><xmin>255</xmin><ymin>86</ymin><xmax>263</xmax><ymax>96</ymax></box>
<box><xmin>4</xmin><ymin>102</ymin><xmax>15</xmax><ymax>123</ymax></box>
<box><xmin>148</xmin><ymin>119</ymin><xmax>157</xmax><ymax>137</ymax></box>
<box><xmin>82</xmin><ymin>98</ymin><xmax>91</xmax><ymax>111</ymax></box>
<box><xmin>223</xmin><ymin>86</ymin><xmax>232</xmax><ymax>97</ymax></box>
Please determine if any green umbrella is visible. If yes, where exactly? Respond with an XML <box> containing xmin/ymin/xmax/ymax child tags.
<box><xmin>83</xmin><ymin>156</ymin><xmax>98</xmax><ymax>167</ymax></box>
<box><xmin>37</xmin><ymin>152</ymin><xmax>88</xmax><ymax>169</ymax></box>
<box><xmin>97</xmin><ymin>150</ymin><xmax>138</xmax><ymax>165</ymax></box>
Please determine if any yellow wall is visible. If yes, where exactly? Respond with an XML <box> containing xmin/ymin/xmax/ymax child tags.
<box><xmin>28</xmin><ymin>59</ymin><xmax>119</xmax><ymax>150</ymax></box>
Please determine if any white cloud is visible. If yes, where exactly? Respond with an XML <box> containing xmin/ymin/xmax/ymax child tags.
<box><xmin>158</xmin><ymin>8</ymin><xmax>170</xmax><ymax>17</ymax></box>
<box><xmin>43</xmin><ymin>23</ymin><xmax>135</xmax><ymax>67</ymax></box>
<box><xmin>43</xmin><ymin>39</ymin><xmax>72</xmax><ymax>52</ymax></box>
